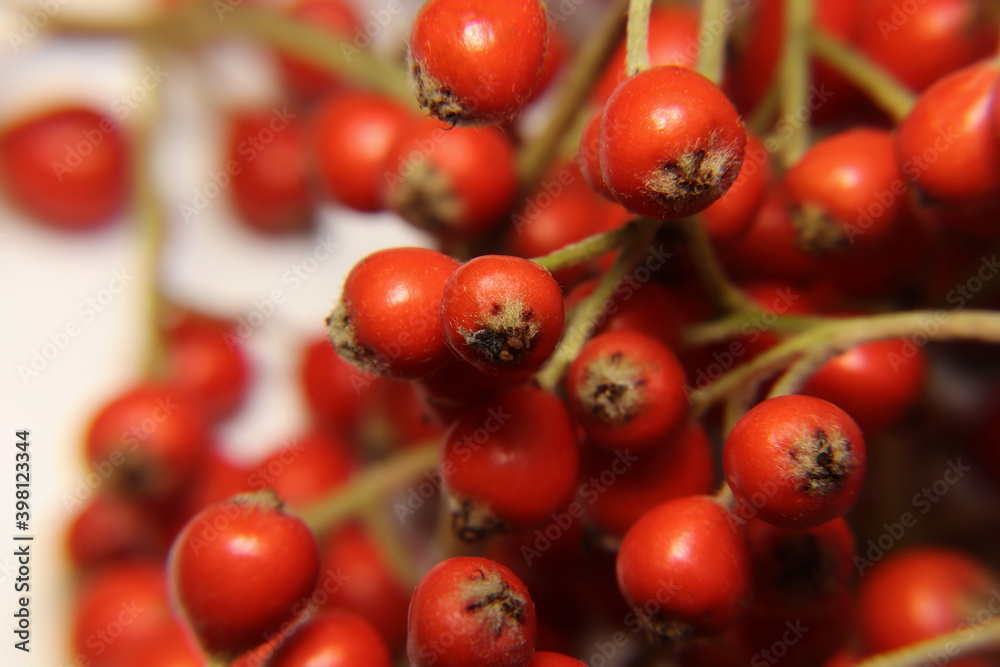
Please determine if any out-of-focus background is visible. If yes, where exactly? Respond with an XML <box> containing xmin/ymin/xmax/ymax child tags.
<box><xmin>0</xmin><ymin>1</ymin><xmax>439</xmax><ymax>664</ymax></box>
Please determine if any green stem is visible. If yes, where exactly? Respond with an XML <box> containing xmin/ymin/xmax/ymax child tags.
<box><xmin>855</xmin><ymin>617</ymin><xmax>1000</xmax><ymax>667</ymax></box>
<box><xmin>691</xmin><ymin>310</ymin><xmax>1000</xmax><ymax>417</ymax></box>
<box><xmin>517</xmin><ymin>0</ymin><xmax>629</xmax><ymax>189</ymax></box>
<box><xmin>361</xmin><ymin>507</ymin><xmax>418</xmax><ymax>587</ymax></box>
<box><xmin>779</xmin><ymin>0</ymin><xmax>813</xmax><ymax>168</ymax></box>
<box><xmin>683</xmin><ymin>313</ymin><xmax>825</xmax><ymax>347</ymax></box>
<box><xmin>298</xmin><ymin>442</ymin><xmax>438</xmax><ymax>535</ymax></box>
<box><xmin>808</xmin><ymin>27</ymin><xmax>916</xmax><ymax>122</ymax></box>
<box><xmin>625</xmin><ymin>0</ymin><xmax>653</xmax><ymax>75</ymax></box>
<box><xmin>680</xmin><ymin>217</ymin><xmax>756</xmax><ymax>315</ymax></box>
<box><xmin>765</xmin><ymin>348</ymin><xmax>829</xmax><ymax>398</ymax></box>
<box><xmin>535</xmin><ymin>219</ymin><xmax>661</xmax><ymax>392</ymax></box>
<box><xmin>531</xmin><ymin>218</ymin><xmax>639</xmax><ymax>272</ymax></box>
<box><xmin>694</xmin><ymin>0</ymin><xmax>731</xmax><ymax>84</ymax></box>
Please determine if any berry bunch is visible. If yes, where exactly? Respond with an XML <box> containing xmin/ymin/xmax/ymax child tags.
<box><xmin>13</xmin><ymin>0</ymin><xmax>1000</xmax><ymax>666</ymax></box>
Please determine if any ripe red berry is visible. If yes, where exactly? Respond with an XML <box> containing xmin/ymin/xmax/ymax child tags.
<box><xmin>327</xmin><ymin>246</ymin><xmax>460</xmax><ymax>378</ymax></box>
<box><xmin>0</xmin><ymin>106</ymin><xmax>127</xmax><ymax>231</ymax></box>
<box><xmin>251</xmin><ymin>430</ymin><xmax>355</xmax><ymax>506</ymax></box>
<box><xmin>407</xmin><ymin>556</ymin><xmax>537</xmax><ymax>667</ymax></box>
<box><xmin>226</xmin><ymin>108</ymin><xmax>311</xmax><ymax>235</ymax></box>
<box><xmin>268</xmin><ymin>611</ymin><xmax>392</xmax><ymax>667</ymax></box>
<box><xmin>616</xmin><ymin>495</ymin><xmax>751</xmax><ymax>642</ymax></box>
<box><xmin>300</xmin><ymin>335</ymin><xmax>373</xmax><ymax>433</ymax></box>
<box><xmin>409</xmin><ymin>0</ymin><xmax>548</xmax><ymax>124</ymax></box>
<box><xmin>566</xmin><ymin>329</ymin><xmax>688</xmax><ymax>452</ymax></box>
<box><xmin>66</xmin><ymin>494</ymin><xmax>164</xmax><ymax>569</ymax></box>
<box><xmin>383</xmin><ymin>117</ymin><xmax>517</xmax><ymax>238</ymax></box>
<box><xmin>311</xmin><ymin>90</ymin><xmax>412</xmax><ymax>212</ymax></box>
<box><xmin>84</xmin><ymin>382</ymin><xmax>209</xmax><ymax>502</ymax></box>
<box><xmin>599</xmin><ymin>65</ymin><xmax>746</xmax><ymax>220</ymax></box>
<box><xmin>723</xmin><ymin>395</ymin><xmax>867</xmax><ymax>529</ymax></box>
<box><xmin>700</xmin><ymin>133</ymin><xmax>771</xmax><ymax>243</ymax></box>
<box><xmin>529</xmin><ymin>652</ymin><xmax>588</xmax><ymax>667</ymax></box>
<box><xmin>442</xmin><ymin>386</ymin><xmax>579</xmax><ymax>540</ymax></box>
<box><xmin>441</xmin><ymin>255</ymin><xmax>564</xmax><ymax>374</ymax></box>
<box><xmin>785</xmin><ymin>127</ymin><xmax>906</xmax><ymax>254</ymax></box>
<box><xmin>169</xmin><ymin>492</ymin><xmax>320</xmax><ymax>658</ymax></box>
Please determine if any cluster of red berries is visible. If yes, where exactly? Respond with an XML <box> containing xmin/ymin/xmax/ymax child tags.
<box><xmin>10</xmin><ymin>0</ymin><xmax>1000</xmax><ymax>665</ymax></box>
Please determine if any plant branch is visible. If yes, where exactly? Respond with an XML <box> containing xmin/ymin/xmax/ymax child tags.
<box><xmin>694</xmin><ymin>0</ymin><xmax>732</xmax><ymax>84</ymax></box>
<box><xmin>625</xmin><ymin>0</ymin><xmax>653</xmax><ymax>75</ymax></box>
<box><xmin>679</xmin><ymin>216</ymin><xmax>756</xmax><ymax>315</ymax></box>
<box><xmin>531</xmin><ymin>217</ymin><xmax>639</xmax><ymax>272</ymax></box>
<box><xmin>855</xmin><ymin>617</ymin><xmax>1000</xmax><ymax>667</ymax></box>
<box><xmin>778</xmin><ymin>0</ymin><xmax>813</xmax><ymax>167</ymax></box>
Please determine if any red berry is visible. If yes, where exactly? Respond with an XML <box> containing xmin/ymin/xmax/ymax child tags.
<box><xmin>599</xmin><ymin>66</ymin><xmax>747</xmax><ymax>220</ymax></box>
<box><xmin>564</xmin><ymin>278</ymin><xmax>684</xmax><ymax>350</ymax></box>
<box><xmin>700</xmin><ymin>133</ymin><xmax>771</xmax><ymax>243</ymax></box>
<box><xmin>441</xmin><ymin>255</ymin><xmax>564</xmax><ymax>374</ymax></box>
<box><xmin>311</xmin><ymin>90</ymin><xmax>412</xmax><ymax>212</ymax></box>
<box><xmin>802</xmin><ymin>339</ymin><xmax>927</xmax><ymax>436</ymax></box>
<box><xmin>0</xmin><ymin>106</ymin><xmax>127</xmax><ymax>230</ymax></box>
<box><xmin>84</xmin><ymin>382</ymin><xmax>209</xmax><ymax>502</ymax></box>
<box><xmin>250</xmin><ymin>431</ymin><xmax>355</xmax><ymax>506</ymax></box>
<box><xmin>616</xmin><ymin>495</ymin><xmax>751</xmax><ymax>642</ymax></box>
<box><xmin>268</xmin><ymin>611</ymin><xmax>392</xmax><ymax>667</ymax></box>
<box><xmin>566</xmin><ymin>329</ymin><xmax>688</xmax><ymax>452</ymax></box>
<box><xmin>859</xmin><ymin>547</ymin><xmax>999</xmax><ymax>665</ymax></box>
<box><xmin>529</xmin><ymin>652</ymin><xmax>588</xmax><ymax>667</ymax></box>
<box><xmin>327</xmin><ymin>247</ymin><xmax>460</xmax><ymax>378</ymax></box>
<box><xmin>785</xmin><ymin>127</ymin><xmax>906</xmax><ymax>254</ymax></box>
<box><xmin>442</xmin><ymin>386</ymin><xmax>579</xmax><ymax>540</ymax></box>
<box><xmin>383</xmin><ymin>117</ymin><xmax>517</xmax><ymax>238</ymax></box>
<box><xmin>409</xmin><ymin>0</ymin><xmax>548</xmax><ymax>124</ymax></box>
<box><xmin>723</xmin><ymin>395</ymin><xmax>867</xmax><ymax>529</ymax></box>
<box><xmin>577</xmin><ymin>110</ymin><xmax>618</xmax><ymax>201</ymax></box>
<box><xmin>66</xmin><ymin>494</ymin><xmax>164</xmax><ymax>569</ymax></box>
<box><xmin>407</xmin><ymin>556</ymin><xmax>537</xmax><ymax>667</ymax></box>
<box><xmin>300</xmin><ymin>335</ymin><xmax>373</xmax><ymax>432</ymax></box>
<box><xmin>278</xmin><ymin>0</ymin><xmax>360</xmax><ymax>100</ymax></box>
<box><xmin>165</xmin><ymin>311</ymin><xmax>251</xmax><ymax>422</ymax></box>
<box><xmin>226</xmin><ymin>108</ymin><xmax>311</xmax><ymax>235</ymax></box>
<box><xmin>857</xmin><ymin>0</ymin><xmax>998</xmax><ymax>92</ymax></box>
<box><xmin>169</xmin><ymin>492</ymin><xmax>320</xmax><ymax>658</ymax></box>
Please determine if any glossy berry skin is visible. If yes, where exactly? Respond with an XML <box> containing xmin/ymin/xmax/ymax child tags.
<box><xmin>0</xmin><ymin>106</ymin><xmax>127</xmax><ymax>230</ymax></box>
<box><xmin>227</xmin><ymin>109</ymin><xmax>311</xmax><ymax>235</ymax></box>
<box><xmin>311</xmin><ymin>91</ymin><xmax>411</xmax><ymax>212</ymax></box>
<box><xmin>327</xmin><ymin>247</ymin><xmax>460</xmax><ymax>378</ymax></box>
<box><xmin>616</xmin><ymin>495</ymin><xmax>751</xmax><ymax>642</ymax></box>
<box><xmin>600</xmin><ymin>66</ymin><xmax>746</xmax><ymax>220</ymax></box>
<box><xmin>566</xmin><ymin>330</ymin><xmax>688</xmax><ymax>452</ymax></box>
<box><xmin>409</xmin><ymin>0</ymin><xmax>548</xmax><ymax>125</ymax></box>
<box><xmin>300</xmin><ymin>335</ymin><xmax>372</xmax><ymax>432</ymax></box>
<box><xmin>856</xmin><ymin>0</ymin><xmax>997</xmax><ymax>93</ymax></box>
<box><xmin>723</xmin><ymin>395</ymin><xmax>866</xmax><ymax>529</ymax></box>
<box><xmin>802</xmin><ymin>339</ymin><xmax>926</xmax><ymax>436</ymax></box>
<box><xmin>896</xmin><ymin>61</ymin><xmax>1000</xmax><ymax>233</ymax></box>
<box><xmin>169</xmin><ymin>493</ymin><xmax>320</xmax><ymax>658</ymax></box>
<box><xmin>268</xmin><ymin>611</ymin><xmax>392</xmax><ymax>667</ymax></box>
<box><xmin>529</xmin><ymin>652</ymin><xmax>588</xmax><ymax>667</ymax></box>
<box><xmin>785</xmin><ymin>128</ymin><xmax>906</xmax><ymax>254</ymax></box>
<box><xmin>407</xmin><ymin>556</ymin><xmax>537</xmax><ymax>667</ymax></box>
<box><xmin>578</xmin><ymin>110</ymin><xmax>618</xmax><ymax>201</ymax></box>
<box><xmin>442</xmin><ymin>386</ymin><xmax>579</xmax><ymax>540</ymax></box>
<box><xmin>84</xmin><ymin>383</ymin><xmax>209</xmax><ymax>502</ymax></box>
<box><xmin>441</xmin><ymin>255</ymin><xmax>564</xmax><ymax>374</ymax></box>
<box><xmin>859</xmin><ymin>548</ymin><xmax>998</xmax><ymax>666</ymax></box>
<box><xmin>383</xmin><ymin>117</ymin><xmax>517</xmax><ymax>238</ymax></box>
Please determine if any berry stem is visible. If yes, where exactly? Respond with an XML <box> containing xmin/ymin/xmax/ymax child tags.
<box><xmin>854</xmin><ymin>616</ymin><xmax>1000</xmax><ymax>667</ymax></box>
<box><xmin>535</xmin><ymin>218</ymin><xmax>661</xmax><ymax>392</ymax></box>
<box><xmin>690</xmin><ymin>310</ymin><xmax>1000</xmax><ymax>417</ymax></box>
<box><xmin>778</xmin><ymin>0</ymin><xmax>813</xmax><ymax>168</ymax></box>
<box><xmin>694</xmin><ymin>0</ymin><xmax>732</xmax><ymax>84</ymax></box>
<box><xmin>625</xmin><ymin>0</ymin><xmax>653</xmax><ymax>75</ymax></box>
<box><xmin>683</xmin><ymin>312</ymin><xmax>826</xmax><ymax>346</ymax></box>
<box><xmin>530</xmin><ymin>216</ymin><xmax>639</xmax><ymax>272</ymax></box>
<box><xmin>517</xmin><ymin>0</ymin><xmax>628</xmax><ymax>190</ymax></box>
<box><xmin>360</xmin><ymin>506</ymin><xmax>419</xmax><ymax>587</ymax></box>
<box><xmin>679</xmin><ymin>216</ymin><xmax>757</xmax><ymax>315</ymax></box>
<box><xmin>298</xmin><ymin>442</ymin><xmax>438</xmax><ymax>535</ymax></box>
<box><xmin>808</xmin><ymin>27</ymin><xmax>917</xmax><ymax>122</ymax></box>
<box><xmin>766</xmin><ymin>347</ymin><xmax>831</xmax><ymax>399</ymax></box>
<box><xmin>134</xmin><ymin>46</ymin><xmax>170</xmax><ymax>380</ymax></box>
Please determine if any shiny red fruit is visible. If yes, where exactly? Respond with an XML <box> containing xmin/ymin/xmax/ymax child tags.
<box><xmin>268</xmin><ymin>611</ymin><xmax>392</xmax><ymax>667</ymax></box>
